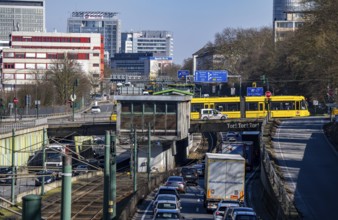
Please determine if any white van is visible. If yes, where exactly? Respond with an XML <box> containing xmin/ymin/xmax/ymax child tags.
<box><xmin>200</xmin><ymin>109</ymin><xmax>227</xmax><ymax>120</ymax></box>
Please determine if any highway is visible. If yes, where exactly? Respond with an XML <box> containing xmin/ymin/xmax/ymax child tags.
<box><xmin>273</xmin><ymin>117</ymin><xmax>338</xmax><ymax>219</ymax></box>
<box><xmin>131</xmin><ymin>178</ymin><xmax>212</xmax><ymax>220</ymax></box>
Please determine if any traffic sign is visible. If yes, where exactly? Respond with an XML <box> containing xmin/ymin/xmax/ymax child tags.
<box><xmin>265</xmin><ymin>91</ymin><xmax>272</xmax><ymax>98</ymax></box>
<box><xmin>247</xmin><ymin>87</ymin><xmax>263</xmax><ymax>96</ymax></box>
<box><xmin>70</xmin><ymin>94</ymin><xmax>77</xmax><ymax>101</ymax></box>
<box><xmin>13</xmin><ymin>97</ymin><xmax>18</xmax><ymax>104</ymax></box>
<box><xmin>177</xmin><ymin>70</ymin><xmax>190</xmax><ymax>79</ymax></box>
<box><xmin>194</xmin><ymin>70</ymin><xmax>228</xmax><ymax>83</ymax></box>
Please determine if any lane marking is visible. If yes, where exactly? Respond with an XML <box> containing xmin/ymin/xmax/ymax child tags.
<box><xmin>141</xmin><ymin>199</ymin><xmax>153</xmax><ymax>220</ymax></box>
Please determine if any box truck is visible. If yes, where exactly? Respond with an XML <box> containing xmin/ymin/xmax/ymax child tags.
<box><xmin>204</xmin><ymin>153</ymin><xmax>245</xmax><ymax>212</ymax></box>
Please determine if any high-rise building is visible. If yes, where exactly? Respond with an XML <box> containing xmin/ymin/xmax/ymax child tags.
<box><xmin>1</xmin><ymin>31</ymin><xmax>103</xmax><ymax>89</ymax></box>
<box><xmin>121</xmin><ymin>31</ymin><xmax>173</xmax><ymax>58</ymax></box>
<box><xmin>0</xmin><ymin>0</ymin><xmax>45</xmax><ymax>42</ymax></box>
<box><xmin>67</xmin><ymin>11</ymin><xmax>121</xmax><ymax>59</ymax></box>
<box><xmin>273</xmin><ymin>0</ymin><xmax>313</xmax><ymax>41</ymax></box>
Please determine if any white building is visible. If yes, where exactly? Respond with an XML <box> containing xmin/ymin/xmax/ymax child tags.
<box><xmin>1</xmin><ymin>32</ymin><xmax>103</xmax><ymax>90</ymax></box>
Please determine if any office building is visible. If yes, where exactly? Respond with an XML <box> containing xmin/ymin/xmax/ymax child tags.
<box><xmin>0</xmin><ymin>0</ymin><xmax>45</xmax><ymax>42</ymax></box>
<box><xmin>67</xmin><ymin>11</ymin><xmax>121</xmax><ymax>59</ymax></box>
<box><xmin>111</xmin><ymin>52</ymin><xmax>173</xmax><ymax>80</ymax></box>
<box><xmin>273</xmin><ymin>0</ymin><xmax>313</xmax><ymax>41</ymax></box>
<box><xmin>121</xmin><ymin>31</ymin><xmax>173</xmax><ymax>58</ymax></box>
<box><xmin>1</xmin><ymin>31</ymin><xmax>103</xmax><ymax>89</ymax></box>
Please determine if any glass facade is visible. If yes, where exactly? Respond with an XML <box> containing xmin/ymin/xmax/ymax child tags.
<box><xmin>121</xmin><ymin>31</ymin><xmax>174</xmax><ymax>57</ymax></box>
<box><xmin>0</xmin><ymin>0</ymin><xmax>45</xmax><ymax>41</ymax></box>
<box><xmin>67</xmin><ymin>11</ymin><xmax>121</xmax><ymax>59</ymax></box>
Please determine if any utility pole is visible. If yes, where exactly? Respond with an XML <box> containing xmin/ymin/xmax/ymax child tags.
<box><xmin>147</xmin><ymin>123</ymin><xmax>151</xmax><ymax>190</ymax></box>
<box><xmin>11</xmin><ymin>129</ymin><xmax>16</xmax><ymax>204</ymax></box>
<box><xmin>103</xmin><ymin>131</ymin><xmax>111</xmax><ymax>220</ymax></box>
<box><xmin>41</xmin><ymin>128</ymin><xmax>47</xmax><ymax>195</ymax></box>
<box><xmin>110</xmin><ymin>131</ymin><xmax>116</xmax><ymax>219</ymax></box>
<box><xmin>61</xmin><ymin>153</ymin><xmax>72</xmax><ymax>220</ymax></box>
<box><xmin>133</xmin><ymin>129</ymin><xmax>137</xmax><ymax>193</ymax></box>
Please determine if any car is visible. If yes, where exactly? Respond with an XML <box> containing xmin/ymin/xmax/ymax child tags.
<box><xmin>73</xmin><ymin>164</ymin><xmax>89</xmax><ymax>176</ymax></box>
<box><xmin>91</xmin><ymin>105</ymin><xmax>101</xmax><ymax>113</ymax></box>
<box><xmin>153</xmin><ymin>200</ymin><xmax>181</xmax><ymax>214</ymax></box>
<box><xmin>154</xmin><ymin>186</ymin><xmax>180</xmax><ymax>202</ymax></box>
<box><xmin>35</xmin><ymin>170</ymin><xmax>56</xmax><ymax>186</ymax></box>
<box><xmin>152</xmin><ymin>194</ymin><xmax>181</xmax><ymax>210</ymax></box>
<box><xmin>223</xmin><ymin>207</ymin><xmax>255</xmax><ymax>220</ymax></box>
<box><xmin>200</xmin><ymin>108</ymin><xmax>228</xmax><ymax>120</ymax></box>
<box><xmin>192</xmin><ymin>163</ymin><xmax>205</xmax><ymax>176</ymax></box>
<box><xmin>229</xmin><ymin>210</ymin><xmax>257</xmax><ymax>220</ymax></box>
<box><xmin>164</xmin><ymin>176</ymin><xmax>186</xmax><ymax>193</ymax></box>
<box><xmin>213</xmin><ymin>201</ymin><xmax>241</xmax><ymax>220</ymax></box>
<box><xmin>152</xmin><ymin>209</ymin><xmax>184</xmax><ymax>220</ymax></box>
<box><xmin>180</xmin><ymin>167</ymin><xmax>198</xmax><ymax>185</ymax></box>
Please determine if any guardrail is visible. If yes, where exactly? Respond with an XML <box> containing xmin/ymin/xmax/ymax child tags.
<box><xmin>0</xmin><ymin>118</ymin><xmax>48</xmax><ymax>134</ymax></box>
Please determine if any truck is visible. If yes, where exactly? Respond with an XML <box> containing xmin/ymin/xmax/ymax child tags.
<box><xmin>204</xmin><ymin>153</ymin><xmax>245</xmax><ymax>212</ymax></box>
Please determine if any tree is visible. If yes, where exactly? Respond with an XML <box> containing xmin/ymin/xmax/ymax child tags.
<box><xmin>45</xmin><ymin>57</ymin><xmax>92</xmax><ymax>105</ymax></box>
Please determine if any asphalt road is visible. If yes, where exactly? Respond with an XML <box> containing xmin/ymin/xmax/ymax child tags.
<box><xmin>273</xmin><ymin>117</ymin><xmax>338</xmax><ymax>219</ymax></box>
<box><xmin>131</xmin><ymin>178</ymin><xmax>213</xmax><ymax>220</ymax></box>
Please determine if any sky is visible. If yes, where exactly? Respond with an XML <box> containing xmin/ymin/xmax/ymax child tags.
<box><xmin>45</xmin><ymin>0</ymin><xmax>273</xmax><ymax>66</ymax></box>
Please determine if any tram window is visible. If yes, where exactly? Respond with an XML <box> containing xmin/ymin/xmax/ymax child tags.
<box><xmin>216</xmin><ymin>103</ymin><xmax>239</xmax><ymax>111</ymax></box>
<box><xmin>246</xmin><ymin>102</ymin><xmax>259</xmax><ymax>111</ymax></box>
<box><xmin>271</xmin><ymin>102</ymin><xmax>295</xmax><ymax>110</ymax></box>
<box><xmin>191</xmin><ymin>104</ymin><xmax>203</xmax><ymax>112</ymax></box>
<box><xmin>301</xmin><ymin>101</ymin><xmax>307</xmax><ymax>110</ymax></box>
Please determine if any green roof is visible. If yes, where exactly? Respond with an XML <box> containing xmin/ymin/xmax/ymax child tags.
<box><xmin>153</xmin><ymin>89</ymin><xmax>193</xmax><ymax>96</ymax></box>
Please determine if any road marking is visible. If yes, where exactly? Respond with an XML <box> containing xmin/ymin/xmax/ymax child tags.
<box><xmin>141</xmin><ymin>199</ymin><xmax>153</xmax><ymax>220</ymax></box>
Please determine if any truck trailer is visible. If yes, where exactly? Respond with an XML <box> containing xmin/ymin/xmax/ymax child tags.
<box><xmin>204</xmin><ymin>153</ymin><xmax>245</xmax><ymax>212</ymax></box>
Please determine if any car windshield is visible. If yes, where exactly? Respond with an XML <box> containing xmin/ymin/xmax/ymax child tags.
<box><xmin>92</xmin><ymin>106</ymin><xmax>100</xmax><ymax>109</ymax></box>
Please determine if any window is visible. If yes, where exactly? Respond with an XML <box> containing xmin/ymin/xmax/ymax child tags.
<box><xmin>15</xmin><ymin>53</ymin><xmax>25</xmax><ymax>58</ymax></box>
<box><xmin>133</xmin><ymin>102</ymin><xmax>143</xmax><ymax>113</ymax></box>
<box><xmin>4</xmin><ymin>63</ymin><xmax>15</xmax><ymax>69</ymax></box>
<box><xmin>36</xmin><ymin>53</ymin><xmax>46</xmax><ymax>58</ymax></box>
<box><xmin>26</xmin><ymin>53</ymin><xmax>35</xmax><ymax>58</ymax></box>
<box><xmin>246</xmin><ymin>102</ymin><xmax>259</xmax><ymax>111</ymax></box>
<box><xmin>121</xmin><ymin>103</ymin><xmax>131</xmax><ymax>112</ymax></box>
<box><xmin>93</xmin><ymin>53</ymin><xmax>100</xmax><ymax>56</ymax></box>
<box><xmin>156</xmin><ymin>103</ymin><xmax>166</xmax><ymax>113</ymax></box>
<box><xmin>191</xmin><ymin>103</ymin><xmax>204</xmax><ymax>113</ymax></box>
<box><xmin>144</xmin><ymin>103</ymin><xmax>154</xmax><ymax>113</ymax></box>
<box><xmin>167</xmin><ymin>103</ymin><xmax>176</xmax><ymax>113</ymax></box>
<box><xmin>47</xmin><ymin>53</ymin><xmax>57</xmax><ymax>59</ymax></box>
<box><xmin>26</xmin><ymin>63</ymin><xmax>35</xmax><ymax>69</ymax></box>
<box><xmin>93</xmin><ymin>63</ymin><xmax>99</xmax><ymax>67</ymax></box>
<box><xmin>4</xmin><ymin>52</ymin><xmax>14</xmax><ymax>58</ymax></box>
<box><xmin>37</xmin><ymin>64</ymin><xmax>46</xmax><ymax>69</ymax></box>
<box><xmin>15</xmin><ymin>63</ymin><xmax>25</xmax><ymax>68</ymax></box>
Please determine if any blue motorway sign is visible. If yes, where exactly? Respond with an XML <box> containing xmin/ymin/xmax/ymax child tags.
<box><xmin>247</xmin><ymin>87</ymin><xmax>264</xmax><ymax>96</ymax></box>
<box><xmin>177</xmin><ymin>70</ymin><xmax>190</xmax><ymax>79</ymax></box>
<box><xmin>194</xmin><ymin>70</ymin><xmax>228</xmax><ymax>83</ymax></box>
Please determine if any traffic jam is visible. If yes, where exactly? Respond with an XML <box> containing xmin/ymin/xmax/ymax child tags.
<box><xmin>132</xmin><ymin>131</ymin><xmax>259</xmax><ymax>220</ymax></box>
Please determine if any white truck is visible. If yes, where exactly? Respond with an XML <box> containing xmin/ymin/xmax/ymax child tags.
<box><xmin>204</xmin><ymin>153</ymin><xmax>245</xmax><ymax>212</ymax></box>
